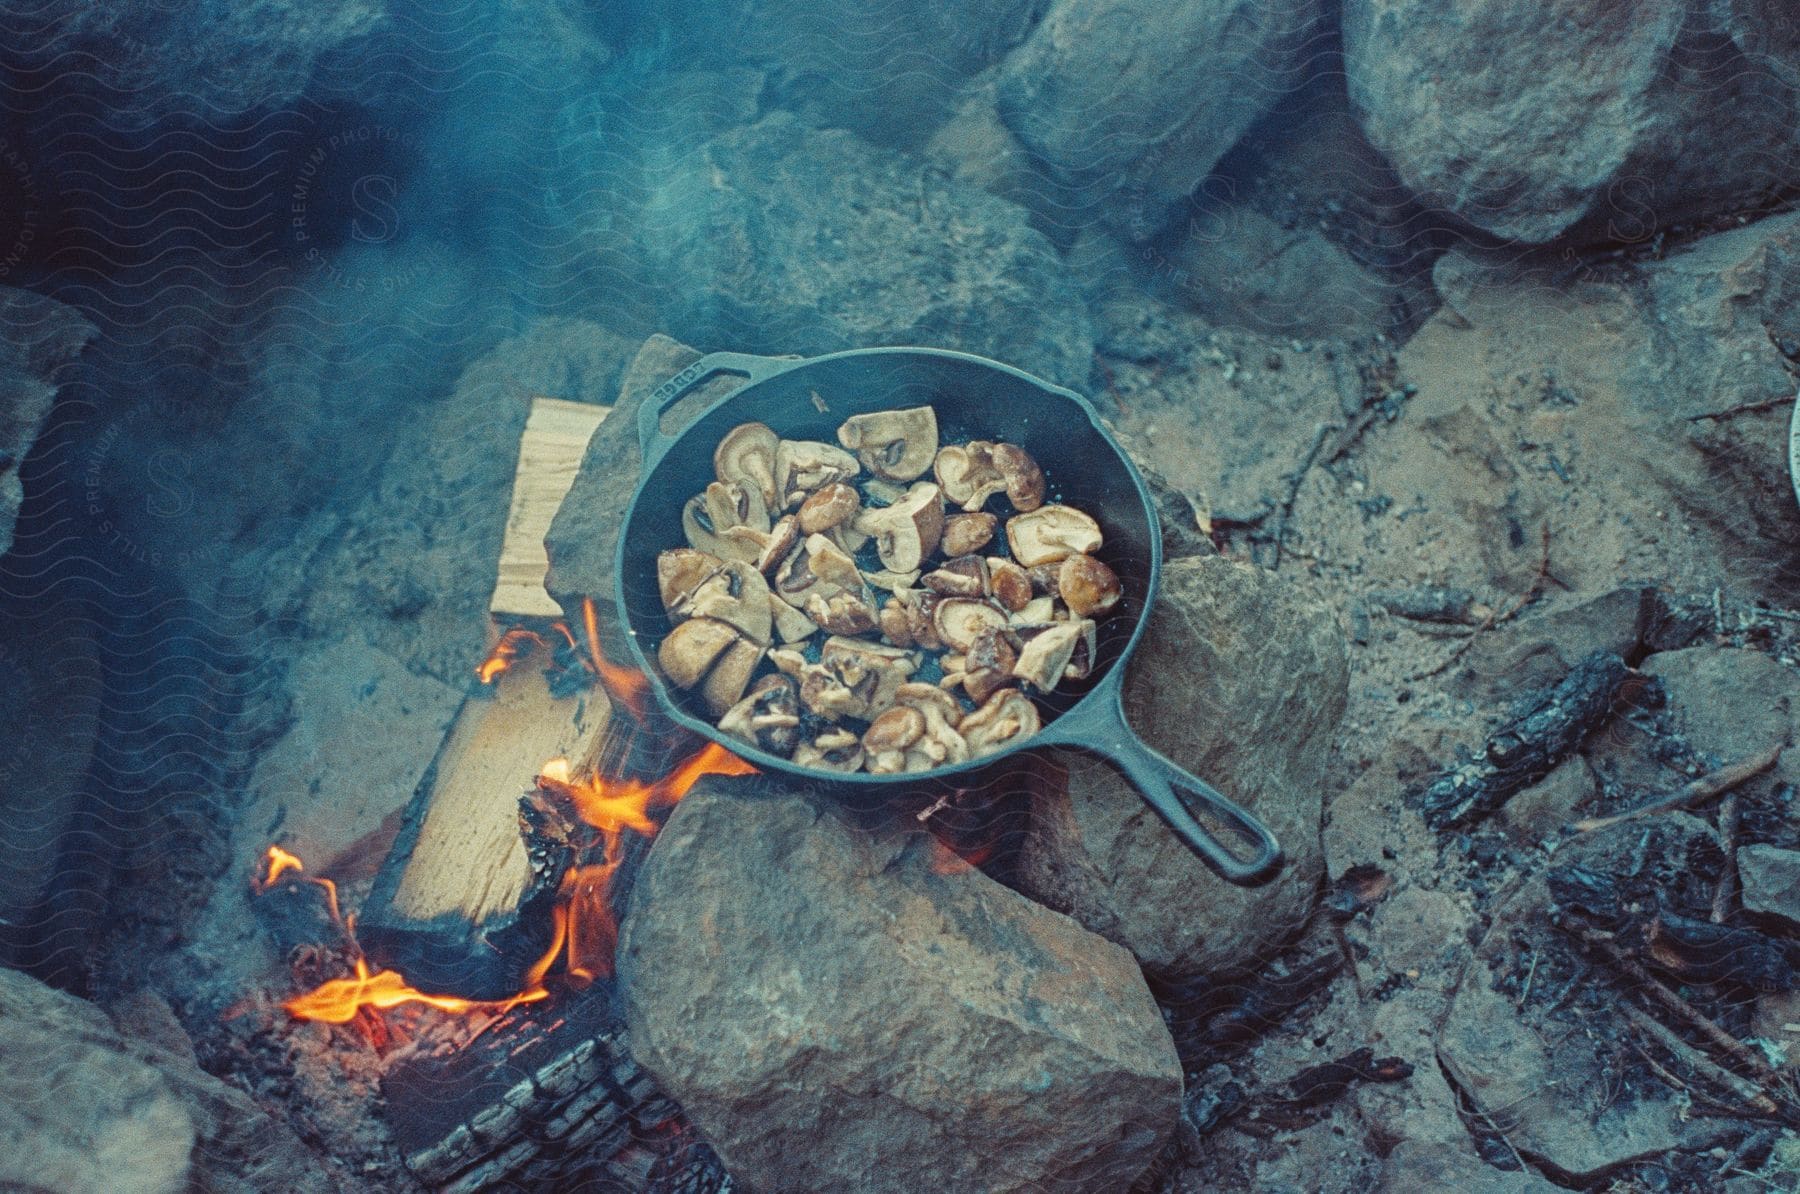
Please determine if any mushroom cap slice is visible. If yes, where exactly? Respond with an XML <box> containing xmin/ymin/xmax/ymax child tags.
<box><xmin>717</xmin><ymin>674</ymin><xmax>801</xmax><ymax>756</ymax></box>
<box><xmin>892</xmin><ymin>681</ymin><xmax>965</xmax><ymax>728</ymax></box>
<box><xmin>933</xmin><ymin>597</ymin><xmax>1009</xmax><ymax>653</ymax></box>
<box><xmin>962</xmin><ymin>627</ymin><xmax>1022</xmax><ymax>705</ymax></box>
<box><xmin>804</xmin><ymin>588</ymin><xmax>878</xmax><ymax>636</ymax></box>
<box><xmin>818</xmin><ymin>636</ymin><xmax>917</xmax><ymax>719</ymax></box>
<box><xmin>863</xmin><ymin>705</ymin><xmax>926</xmax><ymax>754</ymax></box>
<box><xmin>794</xmin><ymin>728</ymin><xmax>865</xmax><ymax>773</ymax></box>
<box><xmin>797</xmin><ymin>482</ymin><xmax>860</xmax><ymax>534</ymax></box>
<box><xmin>775</xmin><ymin>440</ymin><xmax>860</xmax><ymax>508</ymax></box>
<box><xmin>854</xmin><ymin>481</ymin><xmax>945</xmax><ymax>573</ymax></box>
<box><xmin>657</xmin><ymin>548</ymin><xmax>724</xmax><ymax>613</ymax></box>
<box><xmin>1010</xmin><ymin>595</ymin><xmax>1058</xmax><ymax>627</ymax></box>
<box><xmin>1058</xmin><ymin>554</ymin><xmax>1123</xmax><ymax>618</ymax></box>
<box><xmin>991</xmin><ymin>443</ymin><xmax>1046</xmax><ymax>512</ymax></box>
<box><xmin>987</xmin><ymin>559</ymin><xmax>1033</xmax><ymax>612</ymax></box>
<box><xmin>1005</xmin><ymin>504</ymin><xmax>1104</xmax><ymax>568</ymax></box>
<box><xmin>922</xmin><ymin>555</ymin><xmax>988</xmax><ymax>598</ymax></box>
<box><xmin>683</xmin><ymin>494</ymin><xmax>761</xmax><ymax>564</ymax></box>
<box><xmin>702</xmin><ymin>638</ymin><xmax>764</xmax><ymax>716</ymax></box>
<box><xmin>961</xmin><ymin>689</ymin><xmax>1042</xmax><ymax>757</ymax></box>
<box><xmin>753</xmin><ymin>516</ymin><xmax>801</xmax><ymax>575</ymax></box>
<box><xmin>675</xmin><ymin>558</ymin><xmax>773</xmax><ymax>645</ymax></box>
<box><xmin>941</xmin><ymin>512</ymin><xmax>998</xmax><ymax>557</ymax></box>
<box><xmin>768</xmin><ymin>592</ymin><xmax>819</xmax><ymax>643</ymax></box>
<box><xmin>1012</xmin><ymin>618</ymin><xmax>1096</xmax><ymax>692</ymax></box>
<box><xmin>703</xmin><ymin>479</ymin><xmax>771</xmax><ymax>537</ymax></box>
<box><xmin>715</xmin><ymin>422</ymin><xmax>781</xmax><ymax>511</ymax></box>
<box><xmin>657</xmin><ymin>617</ymin><xmax>740</xmax><ymax>689</ymax></box>
<box><xmin>934</xmin><ymin>441</ymin><xmax>1008</xmax><ymax>511</ymax></box>
<box><xmin>801</xmin><ymin>533</ymin><xmax>863</xmax><ymax>589</ymax></box>
<box><xmin>837</xmin><ymin>406</ymin><xmax>938</xmax><ymax>482</ymax></box>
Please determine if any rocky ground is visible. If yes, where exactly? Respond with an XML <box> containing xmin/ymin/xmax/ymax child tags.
<box><xmin>2</xmin><ymin>0</ymin><xmax>1800</xmax><ymax>1190</ymax></box>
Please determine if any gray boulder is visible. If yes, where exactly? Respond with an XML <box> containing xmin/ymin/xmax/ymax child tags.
<box><xmin>0</xmin><ymin>287</ymin><xmax>94</xmax><ymax>560</ymax></box>
<box><xmin>1739</xmin><ymin>844</ymin><xmax>1800</xmax><ymax>928</ymax></box>
<box><xmin>996</xmin><ymin>0</ymin><xmax>1323</xmax><ymax>240</ymax></box>
<box><xmin>1016</xmin><ymin>554</ymin><xmax>1349</xmax><ymax>983</ymax></box>
<box><xmin>639</xmin><ymin>113</ymin><xmax>1094</xmax><ymax>390</ymax></box>
<box><xmin>618</xmin><ymin>777</ymin><xmax>1182</xmax><ymax>1194</ymax></box>
<box><xmin>1343</xmin><ymin>0</ymin><xmax>1800</xmax><ymax>243</ymax></box>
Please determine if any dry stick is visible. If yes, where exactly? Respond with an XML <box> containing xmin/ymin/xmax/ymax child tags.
<box><xmin>1566</xmin><ymin>923</ymin><xmax>1779</xmax><ymax>1083</ymax></box>
<box><xmin>1570</xmin><ymin>743</ymin><xmax>1784</xmax><ymax>834</ymax></box>
<box><xmin>1713</xmin><ymin>792</ymin><xmax>1742</xmax><ymax>925</ymax></box>
<box><xmin>1270</xmin><ymin>422</ymin><xmax>1332</xmax><ymax>571</ymax></box>
<box><xmin>1408</xmin><ymin>524</ymin><xmax>1554</xmax><ymax>682</ymax></box>
<box><xmin>1619</xmin><ymin>1003</ymin><xmax>1782</xmax><ymax>1116</ymax></box>
<box><xmin>1630</xmin><ymin>1044</ymin><xmax>1761</xmax><ymax>1121</ymax></box>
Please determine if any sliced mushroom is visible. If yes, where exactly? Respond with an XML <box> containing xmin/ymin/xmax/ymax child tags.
<box><xmin>772</xmin><ymin>533</ymin><xmax>856</xmax><ymax>605</ymax></box>
<box><xmin>1061</xmin><ymin>617</ymin><xmax>1099</xmax><ymax>681</ymax></box>
<box><xmin>892</xmin><ymin>683</ymin><xmax>969</xmax><ymax>769</ymax></box>
<box><xmin>657</xmin><ymin>548</ymin><xmax>723</xmax><ymax>613</ymax></box>
<box><xmin>941</xmin><ymin>512</ymin><xmax>998</xmax><ymax>557</ymax></box>
<box><xmin>878</xmin><ymin>597</ymin><xmax>914</xmax><ymax>648</ymax></box>
<box><xmin>682</xmin><ymin>493</ymin><xmax>760</xmax><ymax>564</ymax></box>
<box><xmin>1027</xmin><ymin>561</ymin><xmax>1063</xmax><ymax>596</ymax></box>
<box><xmin>933</xmin><ymin>441</ymin><xmax>1008</xmax><ymax>511</ymax></box>
<box><xmin>1009</xmin><ymin>595</ymin><xmax>1059</xmax><ymax>627</ymax></box>
<box><xmin>717</xmin><ymin>674</ymin><xmax>801</xmax><ymax>756</ymax></box>
<box><xmin>893</xmin><ymin>681</ymin><xmax>965</xmax><ymax>726</ymax></box>
<box><xmin>922</xmin><ymin>555</ymin><xmax>989</xmax><ymax>598</ymax></box>
<box><xmin>801</xmin><ymin>532</ymin><xmax>863</xmax><ymax>589</ymax></box>
<box><xmin>768</xmin><ymin>593</ymin><xmax>818</xmax><ymax>643</ymax></box>
<box><xmin>1006</xmin><ymin>504</ymin><xmax>1103</xmax><ymax>568</ymax></box>
<box><xmin>960</xmin><ymin>689</ymin><xmax>1041</xmax><ymax>758</ymax></box>
<box><xmin>775</xmin><ymin>440</ymin><xmax>860</xmax><ymax>508</ymax></box>
<box><xmin>962</xmin><ymin>627</ymin><xmax>1022</xmax><ymax>704</ymax></box>
<box><xmin>987</xmin><ymin>559</ymin><xmax>1033</xmax><ymax>612</ymax></box>
<box><xmin>656</xmin><ymin>617</ymin><xmax>740</xmax><ymax>689</ymax></box>
<box><xmin>854</xmin><ymin>482</ymin><xmax>945</xmax><ymax>573</ymax></box>
<box><xmin>753</xmin><ymin>516</ymin><xmax>801</xmax><ymax>575</ymax></box>
<box><xmin>863</xmin><ymin>705</ymin><xmax>927</xmax><ymax>773</ymax></box>
<box><xmin>934</xmin><ymin>598</ymin><xmax>1009</xmax><ymax>653</ymax></box>
<box><xmin>804</xmin><ymin>588</ymin><xmax>878</xmax><ymax>636</ymax></box>
<box><xmin>861</xmin><ymin>478</ymin><xmax>909</xmax><ymax>506</ymax></box>
<box><xmin>1012</xmin><ymin>618</ymin><xmax>1095</xmax><ymax>692</ymax></box>
<box><xmin>671</xmin><ymin>558</ymin><xmax>773</xmax><ymax>644</ymax></box>
<box><xmin>819</xmin><ymin>636</ymin><xmax>916</xmax><ymax>719</ymax></box>
<box><xmin>991</xmin><ymin>443</ymin><xmax>1046</xmax><ymax>512</ymax></box>
<box><xmin>863</xmin><ymin>568</ymin><xmax>921</xmax><ymax>593</ymax></box>
<box><xmin>794</xmin><ymin>727</ymin><xmax>865</xmax><ymax>773</ymax></box>
<box><xmin>768</xmin><ymin>647</ymin><xmax>808</xmax><ymax>676</ymax></box>
<box><xmin>837</xmin><ymin>406</ymin><xmax>938</xmax><ymax>482</ymax></box>
<box><xmin>903</xmin><ymin>591</ymin><xmax>945</xmax><ymax>650</ymax></box>
<box><xmin>1058</xmin><ymin>554</ymin><xmax>1122</xmax><ymax>618</ymax></box>
<box><xmin>715</xmin><ymin>422</ymin><xmax>781</xmax><ymax>511</ymax></box>
<box><xmin>703</xmin><ymin>479</ymin><xmax>770</xmax><ymax>538</ymax></box>
<box><xmin>701</xmin><ymin>638</ymin><xmax>762</xmax><ymax>716</ymax></box>
<box><xmin>797</xmin><ymin>482</ymin><xmax>860</xmax><ymax>534</ymax></box>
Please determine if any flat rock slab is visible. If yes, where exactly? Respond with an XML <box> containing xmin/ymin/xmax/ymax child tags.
<box><xmin>1017</xmin><ymin>554</ymin><xmax>1348</xmax><ymax>983</ymax></box>
<box><xmin>1739</xmin><ymin>844</ymin><xmax>1800</xmax><ymax>928</ymax></box>
<box><xmin>618</xmin><ymin>777</ymin><xmax>1181</xmax><ymax>1194</ymax></box>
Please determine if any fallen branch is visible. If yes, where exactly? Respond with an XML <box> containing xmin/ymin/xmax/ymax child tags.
<box><xmin>1569</xmin><ymin>743</ymin><xmax>1783</xmax><ymax>834</ymax></box>
<box><xmin>1619</xmin><ymin>1003</ymin><xmax>1781</xmax><ymax>1116</ymax></box>
<box><xmin>1270</xmin><ymin>422</ymin><xmax>1332</xmax><ymax>570</ymax></box>
<box><xmin>1714</xmin><ymin>792</ymin><xmax>1742</xmax><ymax>924</ymax></box>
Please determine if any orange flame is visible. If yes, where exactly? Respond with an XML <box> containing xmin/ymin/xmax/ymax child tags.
<box><xmin>254</xmin><ymin>845</ymin><xmax>305</xmax><ymax>890</ymax></box>
<box><xmin>582</xmin><ymin>596</ymin><xmax>650</xmax><ymax>722</ymax></box>
<box><xmin>282</xmin><ymin>957</ymin><xmax>548</xmax><ymax>1024</ymax></box>
<box><xmin>476</xmin><ymin>626</ymin><xmax>550</xmax><ymax>685</ymax></box>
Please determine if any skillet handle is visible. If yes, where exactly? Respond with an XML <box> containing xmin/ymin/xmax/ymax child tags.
<box><xmin>636</xmin><ymin>351</ymin><xmax>799</xmax><ymax>469</ymax></box>
<box><xmin>1035</xmin><ymin>669</ymin><xmax>1284</xmax><ymax>886</ymax></box>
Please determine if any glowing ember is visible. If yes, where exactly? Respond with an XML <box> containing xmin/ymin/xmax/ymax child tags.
<box><xmin>282</xmin><ymin>957</ymin><xmax>548</xmax><ymax>1024</ymax></box>
<box><xmin>582</xmin><ymin>596</ymin><xmax>650</xmax><ymax>722</ymax></box>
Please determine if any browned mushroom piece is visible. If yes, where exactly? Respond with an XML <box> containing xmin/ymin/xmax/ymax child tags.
<box><xmin>701</xmin><ymin>638</ymin><xmax>763</xmax><ymax>716</ymax></box>
<box><xmin>933</xmin><ymin>441</ymin><xmax>1008</xmax><ymax>511</ymax></box>
<box><xmin>854</xmin><ymin>482</ymin><xmax>945</xmax><ymax>573</ymax></box>
<box><xmin>961</xmin><ymin>689</ymin><xmax>1042</xmax><ymax>757</ymax></box>
<box><xmin>681</xmin><ymin>493</ymin><xmax>759</xmax><ymax>564</ymax></box>
<box><xmin>884</xmin><ymin>683</ymin><xmax>968</xmax><ymax>770</ymax></box>
<box><xmin>940</xmin><ymin>511</ymin><xmax>997</xmax><ymax>557</ymax></box>
<box><xmin>820</xmin><ymin>636</ymin><xmax>917</xmax><ymax>719</ymax></box>
<box><xmin>862</xmin><ymin>704</ymin><xmax>927</xmax><ymax>774</ymax></box>
<box><xmin>753</xmin><ymin>515</ymin><xmax>801</xmax><ymax>575</ymax></box>
<box><xmin>717</xmin><ymin>674</ymin><xmax>802</xmax><ymax>756</ymax></box>
<box><xmin>961</xmin><ymin>626</ymin><xmax>1022</xmax><ymax>704</ymax></box>
<box><xmin>801</xmin><ymin>532</ymin><xmax>863</xmax><ymax>589</ymax></box>
<box><xmin>1058</xmin><ymin>553</ymin><xmax>1122</xmax><ymax>618</ymax></box>
<box><xmin>657</xmin><ymin>548</ymin><xmax>723</xmax><ymax>613</ymax></box>
<box><xmin>837</xmin><ymin>406</ymin><xmax>938</xmax><ymax>482</ymax></box>
<box><xmin>797</xmin><ymin>482</ymin><xmax>861</xmax><ymax>534</ymax></box>
<box><xmin>768</xmin><ymin>646</ymin><xmax>808</xmax><ymax>676</ymax></box>
<box><xmin>991</xmin><ymin>443</ymin><xmax>1046</xmax><ymax>512</ymax></box>
<box><xmin>933</xmin><ymin>597</ymin><xmax>1009</xmax><ymax>653</ymax></box>
<box><xmin>861</xmin><ymin>478</ymin><xmax>909</xmax><ymax>507</ymax></box>
<box><xmin>921</xmin><ymin>554</ymin><xmax>989</xmax><ymax>598</ymax></box>
<box><xmin>775</xmin><ymin>440</ymin><xmax>860</xmax><ymax>508</ymax></box>
<box><xmin>1027</xmin><ymin>561</ymin><xmax>1062</xmax><ymax>595</ymax></box>
<box><xmin>772</xmin><ymin>533</ymin><xmax>856</xmax><ymax>607</ymax></box>
<box><xmin>804</xmin><ymin>588</ymin><xmax>878</xmax><ymax>636</ymax></box>
<box><xmin>986</xmin><ymin>559</ymin><xmax>1033</xmax><ymax>612</ymax></box>
<box><xmin>1005</xmin><ymin>504</ymin><xmax>1103</xmax><ymax>568</ymax></box>
<box><xmin>1009</xmin><ymin>595</ymin><xmax>1058</xmax><ymax>627</ymax></box>
<box><xmin>706</xmin><ymin>479</ymin><xmax>771</xmax><ymax>537</ymax></box>
<box><xmin>863</xmin><ymin>568</ymin><xmax>921</xmax><ymax>593</ymax></box>
<box><xmin>768</xmin><ymin>593</ymin><xmax>818</xmax><ymax>643</ymax></box>
<box><xmin>715</xmin><ymin>422</ymin><xmax>781</xmax><ymax>510</ymax></box>
<box><xmin>1061</xmin><ymin>618</ymin><xmax>1099</xmax><ymax>682</ymax></box>
<box><xmin>669</xmin><ymin>558</ymin><xmax>773</xmax><ymax>645</ymax></box>
<box><xmin>1012</xmin><ymin>618</ymin><xmax>1096</xmax><ymax>692</ymax></box>
<box><xmin>794</xmin><ymin>728</ymin><xmax>865</xmax><ymax>773</ymax></box>
<box><xmin>656</xmin><ymin>617</ymin><xmax>741</xmax><ymax>689</ymax></box>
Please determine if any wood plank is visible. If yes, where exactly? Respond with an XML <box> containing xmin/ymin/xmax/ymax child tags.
<box><xmin>490</xmin><ymin>397</ymin><xmax>611</xmax><ymax>622</ymax></box>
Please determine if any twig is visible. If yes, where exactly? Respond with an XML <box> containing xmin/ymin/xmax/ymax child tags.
<box><xmin>1686</xmin><ymin>395</ymin><xmax>1791</xmax><ymax>422</ymax></box>
<box><xmin>1565</xmin><ymin>923</ymin><xmax>1779</xmax><ymax>1082</ymax></box>
<box><xmin>1619</xmin><ymin>1003</ymin><xmax>1781</xmax><ymax>1115</ymax></box>
<box><xmin>1516</xmin><ymin>948</ymin><xmax>1539</xmax><ymax>1010</ymax></box>
<box><xmin>1408</xmin><ymin>523</ymin><xmax>1554</xmax><ymax>681</ymax></box>
<box><xmin>1714</xmin><ymin>793</ymin><xmax>1742</xmax><ymax>924</ymax></box>
<box><xmin>1570</xmin><ymin>743</ymin><xmax>1783</xmax><ymax>834</ymax></box>
<box><xmin>1271</xmin><ymin>422</ymin><xmax>1332</xmax><ymax>570</ymax></box>
<box><xmin>1630</xmin><ymin>1044</ymin><xmax>1762</xmax><ymax>1120</ymax></box>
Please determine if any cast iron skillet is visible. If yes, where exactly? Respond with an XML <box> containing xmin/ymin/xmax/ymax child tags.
<box><xmin>614</xmin><ymin>347</ymin><xmax>1283</xmax><ymax>885</ymax></box>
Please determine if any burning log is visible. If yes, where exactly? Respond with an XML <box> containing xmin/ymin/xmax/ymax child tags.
<box><xmin>1416</xmin><ymin>649</ymin><xmax>1630</xmax><ymax>828</ymax></box>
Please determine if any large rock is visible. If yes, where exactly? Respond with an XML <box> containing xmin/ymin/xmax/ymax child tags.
<box><xmin>1343</xmin><ymin>0</ymin><xmax>1800</xmax><ymax>244</ymax></box>
<box><xmin>1739</xmin><ymin>844</ymin><xmax>1800</xmax><ymax>928</ymax></box>
<box><xmin>0</xmin><ymin>967</ymin><xmax>331</xmax><ymax>1193</ymax></box>
<box><xmin>0</xmin><ymin>287</ymin><xmax>95</xmax><ymax>559</ymax></box>
<box><xmin>1016</xmin><ymin>554</ymin><xmax>1348</xmax><ymax>983</ymax></box>
<box><xmin>995</xmin><ymin>0</ymin><xmax>1323</xmax><ymax>240</ymax></box>
<box><xmin>618</xmin><ymin>778</ymin><xmax>1182</xmax><ymax>1194</ymax></box>
<box><xmin>638</xmin><ymin>113</ymin><xmax>1094</xmax><ymax>390</ymax></box>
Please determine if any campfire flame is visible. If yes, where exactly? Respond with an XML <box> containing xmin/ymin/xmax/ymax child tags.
<box><xmin>282</xmin><ymin>957</ymin><xmax>550</xmax><ymax>1024</ymax></box>
<box><xmin>474</xmin><ymin>600</ymin><xmax>648</xmax><ymax>726</ymax></box>
<box><xmin>581</xmin><ymin>596</ymin><xmax>650</xmax><ymax>723</ymax></box>
<box><xmin>476</xmin><ymin>626</ymin><xmax>549</xmax><ymax>685</ymax></box>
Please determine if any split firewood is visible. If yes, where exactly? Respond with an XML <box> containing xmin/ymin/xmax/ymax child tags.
<box><xmin>1417</xmin><ymin>649</ymin><xmax>1629</xmax><ymax>828</ymax></box>
<box><xmin>490</xmin><ymin>397</ymin><xmax>612</xmax><ymax>622</ymax></box>
<box><xmin>1568</xmin><ymin>741</ymin><xmax>1783</xmax><ymax>834</ymax></box>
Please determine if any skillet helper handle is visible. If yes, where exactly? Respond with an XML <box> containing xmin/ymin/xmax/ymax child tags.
<box><xmin>1038</xmin><ymin>670</ymin><xmax>1284</xmax><ymax>886</ymax></box>
<box><xmin>635</xmin><ymin>351</ymin><xmax>798</xmax><ymax>468</ymax></box>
